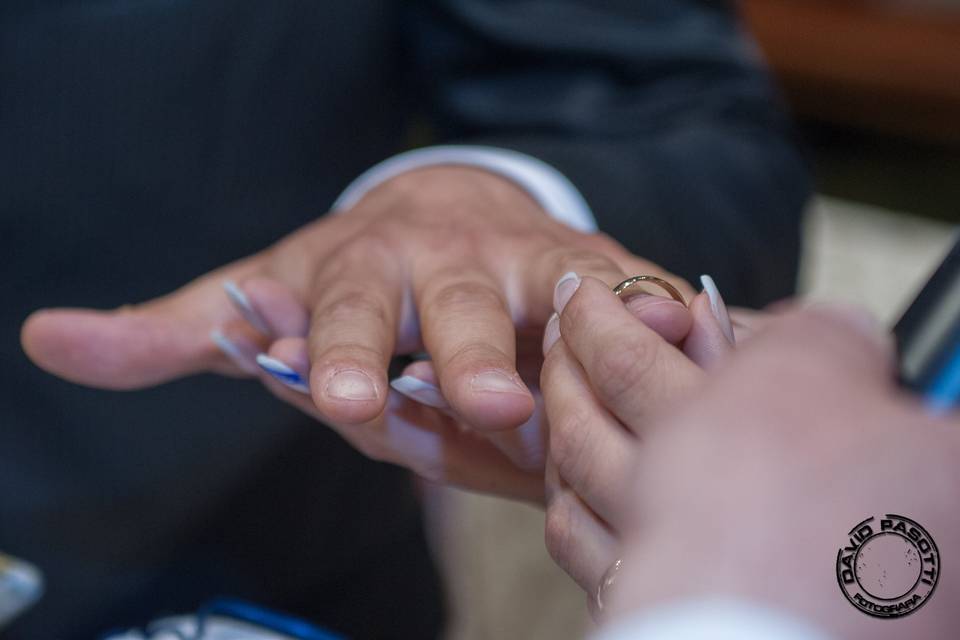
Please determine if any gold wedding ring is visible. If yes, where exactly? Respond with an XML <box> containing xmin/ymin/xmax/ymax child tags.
<box><xmin>614</xmin><ymin>275</ymin><xmax>686</xmax><ymax>306</ymax></box>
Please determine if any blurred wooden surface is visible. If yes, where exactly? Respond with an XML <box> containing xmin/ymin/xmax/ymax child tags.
<box><xmin>740</xmin><ymin>0</ymin><xmax>960</xmax><ymax>141</ymax></box>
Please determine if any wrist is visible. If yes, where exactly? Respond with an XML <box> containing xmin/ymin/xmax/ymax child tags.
<box><xmin>333</xmin><ymin>145</ymin><xmax>597</xmax><ymax>231</ymax></box>
<box><xmin>609</xmin><ymin>525</ymin><xmax>936</xmax><ymax>640</ymax></box>
<box><xmin>349</xmin><ymin>165</ymin><xmax>547</xmax><ymax>223</ymax></box>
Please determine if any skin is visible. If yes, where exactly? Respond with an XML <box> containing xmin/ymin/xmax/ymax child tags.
<box><xmin>19</xmin><ymin>166</ymin><xmax>694</xmax><ymax>501</ymax></box>
<box><xmin>542</xmin><ymin>302</ymin><xmax>960</xmax><ymax>638</ymax></box>
<box><xmin>237</xmin><ymin>285</ymin><xmax>701</xmax><ymax>501</ymax></box>
<box><xmin>541</xmin><ymin>276</ymin><xmax>732</xmax><ymax>599</ymax></box>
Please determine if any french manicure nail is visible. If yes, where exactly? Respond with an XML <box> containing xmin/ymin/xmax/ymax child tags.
<box><xmin>223</xmin><ymin>280</ymin><xmax>272</xmax><ymax>336</ymax></box>
<box><xmin>470</xmin><ymin>370</ymin><xmax>528</xmax><ymax>395</ymax></box>
<box><xmin>700</xmin><ymin>275</ymin><xmax>735</xmax><ymax>345</ymax></box>
<box><xmin>210</xmin><ymin>329</ymin><xmax>259</xmax><ymax>375</ymax></box>
<box><xmin>325</xmin><ymin>369</ymin><xmax>378</xmax><ymax>401</ymax></box>
<box><xmin>390</xmin><ymin>376</ymin><xmax>450</xmax><ymax>409</ymax></box>
<box><xmin>553</xmin><ymin>272</ymin><xmax>581</xmax><ymax>314</ymax></box>
<box><xmin>542</xmin><ymin>312</ymin><xmax>561</xmax><ymax>355</ymax></box>
<box><xmin>256</xmin><ymin>354</ymin><xmax>310</xmax><ymax>394</ymax></box>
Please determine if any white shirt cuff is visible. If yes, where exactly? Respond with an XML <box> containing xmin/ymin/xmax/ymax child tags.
<box><xmin>332</xmin><ymin>145</ymin><xmax>598</xmax><ymax>233</ymax></box>
<box><xmin>593</xmin><ymin>599</ymin><xmax>834</xmax><ymax>640</ymax></box>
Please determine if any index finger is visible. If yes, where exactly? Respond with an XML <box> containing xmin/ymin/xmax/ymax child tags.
<box><xmin>557</xmin><ymin>275</ymin><xmax>703</xmax><ymax>432</ymax></box>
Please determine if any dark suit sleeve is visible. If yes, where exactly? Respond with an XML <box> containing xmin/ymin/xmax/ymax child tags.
<box><xmin>407</xmin><ymin>0</ymin><xmax>811</xmax><ymax>306</ymax></box>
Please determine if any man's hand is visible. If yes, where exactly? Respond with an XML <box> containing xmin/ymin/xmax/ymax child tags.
<box><xmin>21</xmin><ymin>166</ymin><xmax>690</xmax><ymax>499</ymax></box>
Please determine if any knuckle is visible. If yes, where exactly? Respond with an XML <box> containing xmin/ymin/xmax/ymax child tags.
<box><xmin>553</xmin><ymin>248</ymin><xmax>620</xmax><ymax>278</ymax></box>
<box><xmin>318</xmin><ymin>290</ymin><xmax>389</xmax><ymax>325</ymax></box>
<box><xmin>428</xmin><ymin>279</ymin><xmax>505</xmax><ymax>314</ymax></box>
<box><xmin>593</xmin><ymin>335</ymin><xmax>658</xmax><ymax>403</ymax></box>
<box><xmin>344</xmin><ymin>232</ymin><xmax>395</xmax><ymax>261</ymax></box>
<box><xmin>548</xmin><ymin>406</ymin><xmax>592</xmax><ymax>484</ymax></box>
<box><xmin>585</xmin><ymin>232</ymin><xmax>624</xmax><ymax>254</ymax></box>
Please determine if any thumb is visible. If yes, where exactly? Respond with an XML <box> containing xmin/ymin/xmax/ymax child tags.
<box><xmin>20</xmin><ymin>264</ymin><xmax>263</xmax><ymax>389</ymax></box>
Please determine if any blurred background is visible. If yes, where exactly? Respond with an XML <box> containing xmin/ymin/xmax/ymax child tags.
<box><xmin>433</xmin><ymin>1</ymin><xmax>960</xmax><ymax>637</ymax></box>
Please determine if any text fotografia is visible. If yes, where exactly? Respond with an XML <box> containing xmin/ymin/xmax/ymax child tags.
<box><xmin>836</xmin><ymin>514</ymin><xmax>939</xmax><ymax>619</ymax></box>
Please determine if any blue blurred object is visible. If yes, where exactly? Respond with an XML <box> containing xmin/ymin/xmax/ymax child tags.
<box><xmin>198</xmin><ymin>599</ymin><xmax>346</xmax><ymax>640</ymax></box>
<box><xmin>0</xmin><ymin>553</ymin><xmax>43</xmax><ymax>630</ymax></box>
<box><xmin>925</xmin><ymin>341</ymin><xmax>960</xmax><ymax>412</ymax></box>
<box><xmin>894</xmin><ymin>233</ymin><xmax>960</xmax><ymax>411</ymax></box>
<box><xmin>102</xmin><ymin>598</ymin><xmax>346</xmax><ymax>640</ymax></box>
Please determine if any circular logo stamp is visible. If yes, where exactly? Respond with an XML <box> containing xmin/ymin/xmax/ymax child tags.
<box><xmin>836</xmin><ymin>514</ymin><xmax>940</xmax><ymax>618</ymax></box>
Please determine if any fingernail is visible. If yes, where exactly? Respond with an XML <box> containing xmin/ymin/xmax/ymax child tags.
<box><xmin>325</xmin><ymin>369</ymin><xmax>378</xmax><ymax>401</ymax></box>
<box><xmin>542</xmin><ymin>312</ymin><xmax>561</xmax><ymax>355</ymax></box>
<box><xmin>390</xmin><ymin>376</ymin><xmax>450</xmax><ymax>409</ymax></box>
<box><xmin>470</xmin><ymin>370</ymin><xmax>528</xmax><ymax>395</ymax></box>
<box><xmin>553</xmin><ymin>272</ymin><xmax>581</xmax><ymax>314</ymax></box>
<box><xmin>700</xmin><ymin>275</ymin><xmax>735</xmax><ymax>345</ymax></box>
<box><xmin>223</xmin><ymin>280</ymin><xmax>272</xmax><ymax>336</ymax></box>
<box><xmin>210</xmin><ymin>330</ymin><xmax>259</xmax><ymax>375</ymax></box>
<box><xmin>256</xmin><ymin>354</ymin><xmax>310</xmax><ymax>394</ymax></box>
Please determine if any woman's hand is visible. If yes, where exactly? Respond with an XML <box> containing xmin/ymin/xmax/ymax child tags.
<box><xmin>539</xmin><ymin>273</ymin><xmax>738</xmax><ymax>604</ymax></box>
<box><xmin>601</xmin><ymin>309</ymin><xmax>960</xmax><ymax>639</ymax></box>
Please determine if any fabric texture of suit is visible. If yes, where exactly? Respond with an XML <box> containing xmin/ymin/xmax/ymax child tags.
<box><xmin>0</xmin><ymin>1</ymin><xmax>808</xmax><ymax>638</ymax></box>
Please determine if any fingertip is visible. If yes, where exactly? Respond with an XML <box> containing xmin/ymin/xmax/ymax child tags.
<box><xmin>569</xmin><ymin>275</ymin><xmax>628</xmax><ymax>313</ymax></box>
<box><xmin>20</xmin><ymin>307</ymin><xmax>191</xmax><ymax>389</ymax></box>
<box><xmin>223</xmin><ymin>279</ymin><xmax>272</xmax><ymax>335</ymax></box>
<box><xmin>623</xmin><ymin>296</ymin><xmax>692</xmax><ymax>346</ymax></box>
<box><xmin>578</xmin><ymin>275</ymin><xmax>617</xmax><ymax>296</ymax></box>
<box><xmin>558</xmin><ymin>276</ymin><xmax>659</xmax><ymax>350</ymax></box>
<box><xmin>20</xmin><ymin>309</ymin><xmax>78</xmax><ymax>381</ymax></box>
<box><xmin>210</xmin><ymin>329</ymin><xmax>260</xmax><ymax>376</ymax></box>
<box><xmin>542</xmin><ymin>312</ymin><xmax>561</xmax><ymax>355</ymax></box>
<box><xmin>456</xmin><ymin>368</ymin><xmax>536</xmax><ymax>431</ymax></box>
<box><xmin>699</xmin><ymin>274</ymin><xmax>735</xmax><ymax>345</ymax></box>
<box><xmin>683</xmin><ymin>292</ymin><xmax>735</xmax><ymax>369</ymax></box>
<box><xmin>20</xmin><ymin>308</ymin><xmax>53</xmax><ymax>360</ymax></box>
<box><xmin>557</xmin><ymin>276</ymin><xmax>611</xmax><ymax>329</ymax></box>
<box><xmin>310</xmin><ymin>364</ymin><xmax>388</xmax><ymax>425</ymax></box>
